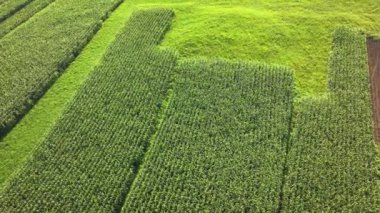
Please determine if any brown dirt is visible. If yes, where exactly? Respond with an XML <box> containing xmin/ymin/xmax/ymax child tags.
<box><xmin>367</xmin><ymin>37</ymin><xmax>380</xmax><ymax>142</ymax></box>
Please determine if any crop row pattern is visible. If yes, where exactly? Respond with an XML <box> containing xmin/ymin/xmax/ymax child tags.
<box><xmin>0</xmin><ymin>0</ymin><xmax>123</xmax><ymax>137</ymax></box>
<box><xmin>0</xmin><ymin>0</ymin><xmax>56</xmax><ymax>38</ymax></box>
<box><xmin>0</xmin><ymin>0</ymin><xmax>32</xmax><ymax>23</ymax></box>
<box><xmin>282</xmin><ymin>27</ymin><xmax>380</xmax><ymax>211</ymax></box>
<box><xmin>0</xmin><ymin>9</ymin><xmax>177</xmax><ymax>212</ymax></box>
<box><xmin>123</xmin><ymin>59</ymin><xmax>294</xmax><ymax>211</ymax></box>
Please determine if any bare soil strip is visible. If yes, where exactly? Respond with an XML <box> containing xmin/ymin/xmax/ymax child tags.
<box><xmin>367</xmin><ymin>37</ymin><xmax>380</xmax><ymax>142</ymax></box>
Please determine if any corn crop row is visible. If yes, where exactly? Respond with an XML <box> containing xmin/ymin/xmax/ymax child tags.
<box><xmin>0</xmin><ymin>0</ymin><xmax>32</xmax><ymax>23</ymax></box>
<box><xmin>282</xmin><ymin>27</ymin><xmax>380</xmax><ymax>212</ymax></box>
<box><xmin>0</xmin><ymin>0</ymin><xmax>56</xmax><ymax>38</ymax></box>
<box><xmin>0</xmin><ymin>9</ymin><xmax>177</xmax><ymax>212</ymax></box>
<box><xmin>123</xmin><ymin>59</ymin><xmax>294</xmax><ymax>211</ymax></box>
<box><xmin>0</xmin><ymin>0</ymin><xmax>123</xmax><ymax>137</ymax></box>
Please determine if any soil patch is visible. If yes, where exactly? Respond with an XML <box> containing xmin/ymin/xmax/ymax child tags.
<box><xmin>367</xmin><ymin>37</ymin><xmax>380</xmax><ymax>142</ymax></box>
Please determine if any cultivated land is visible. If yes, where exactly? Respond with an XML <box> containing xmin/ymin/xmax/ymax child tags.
<box><xmin>0</xmin><ymin>0</ymin><xmax>31</xmax><ymax>22</ymax></box>
<box><xmin>123</xmin><ymin>59</ymin><xmax>293</xmax><ymax>211</ymax></box>
<box><xmin>0</xmin><ymin>0</ymin><xmax>56</xmax><ymax>38</ymax></box>
<box><xmin>0</xmin><ymin>0</ymin><xmax>380</xmax><ymax>211</ymax></box>
<box><xmin>0</xmin><ymin>0</ymin><xmax>133</xmax><ymax>187</ymax></box>
<box><xmin>0</xmin><ymin>0</ymin><xmax>123</xmax><ymax>135</ymax></box>
<box><xmin>283</xmin><ymin>28</ymin><xmax>380</xmax><ymax>211</ymax></box>
<box><xmin>0</xmin><ymin>9</ymin><xmax>177</xmax><ymax>211</ymax></box>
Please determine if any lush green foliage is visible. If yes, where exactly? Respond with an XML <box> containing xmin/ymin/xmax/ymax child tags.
<box><xmin>282</xmin><ymin>28</ymin><xmax>380</xmax><ymax>211</ymax></box>
<box><xmin>0</xmin><ymin>0</ymin><xmax>122</xmax><ymax>136</ymax></box>
<box><xmin>0</xmin><ymin>0</ymin><xmax>31</xmax><ymax>23</ymax></box>
<box><xmin>0</xmin><ymin>0</ymin><xmax>55</xmax><ymax>38</ymax></box>
<box><xmin>0</xmin><ymin>0</ymin><xmax>379</xmax><ymax>211</ymax></box>
<box><xmin>1</xmin><ymin>2</ymin><xmax>379</xmax><ymax>189</ymax></box>
<box><xmin>0</xmin><ymin>9</ymin><xmax>177</xmax><ymax>212</ymax></box>
<box><xmin>123</xmin><ymin>59</ymin><xmax>293</xmax><ymax>211</ymax></box>
<box><xmin>133</xmin><ymin>0</ymin><xmax>380</xmax><ymax>97</ymax></box>
<box><xmin>0</xmin><ymin>0</ymin><xmax>134</xmax><ymax>187</ymax></box>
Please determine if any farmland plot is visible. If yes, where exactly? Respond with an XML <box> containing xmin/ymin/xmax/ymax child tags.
<box><xmin>0</xmin><ymin>9</ymin><xmax>177</xmax><ymax>212</ymax></box>
<box><xmin>123</xmin><ymin>59</ymin><xmax>293</xmax><ymax>211</ymax></box>
<box><xmin>0</xmin><ymin>0</ymin><xmax>56</xmax><ymax>38</ymax></box>
<box><xmin>0</xmin><ymin>0</ymin><xmax>123</xmax><ymax>137</ymax></box>
<box><xmin>0</xmin><ymin>0</ymin><xmax>133</xmax><ymax>187</ymax></box>
<box><xmin>0</xmin><ymin>0</ymin><xmax>31</xmax><ymax>23</ymax></box>
<box><xmin>282</xmin><ymin>28</ymin><xmax>380</xmax><ymax>211</ymax></box>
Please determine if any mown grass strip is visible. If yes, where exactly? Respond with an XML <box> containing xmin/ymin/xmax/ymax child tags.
<box><xmin>0</xmin><ymin>9</ymin><xmax>177</xmax><ymax>212</ymax></box>
<box><xmin>0</xmin><ymin>0</ymin><xmax>55</xmax><ymax>38</ymax></box>
<box><xmin>123</xmin><ymin>59</ymin><xmax>294</xmax><ymax>211</ymax></box>
<box><xmin>0</xmin><ymin>0</ymin><xmax>133</xmax><ymax>187</ymax></box>
<box><xmin>282</xmin><ymin>27</ymin><xmax>380</xmax><ymax>211</ymax></box>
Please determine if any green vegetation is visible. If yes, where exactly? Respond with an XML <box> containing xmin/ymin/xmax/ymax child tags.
<box><xmin>0</xmin><ymin>9</ymin><xmax>176</xmax><ymax>212</ymax></box>
<box><xmin>0</xmin><ymin>0</ymin><xmax>31</xmax><ymax>22</ymax></box>
<box><xmin>1</xmin><ymin>2</ymin><xmax>379</xmax><ymax>188</ymax></box>
<box><xmin>0</xmin><ymin>0</ymin><xmax>133</xmax><ymax>187</ymax></box>
<box><xmin>282</xmin><ymin>28</ymin><xmax>380</xmax><ymax>211</ymax></box>
<box><xmin>123</xmin><ymin>59</ymin><xmax>293</xmax><ymax>211</ymax></box>
<box><xmin>0</xmin><ymin>0</ymin><xmax>379</xmax><ymax>212</ymax></box>
<box><xmin>0</xmin><ymin>0</ymin><xmax>122</xmax><ymax>136</ymax></box>
<box><xmin>8</xmin><ymin>0</ymin><xmax>371</xmax><ymax>98</ymax></box>
<box><xmin>0</xmin><ymin>0</ymin><xmax>55</xmax><ymax>38</ymax></box>
<box><xmin>102</xmin><ymin>0</ymin><xmax>380</xmax><ymax>98</ymax></box>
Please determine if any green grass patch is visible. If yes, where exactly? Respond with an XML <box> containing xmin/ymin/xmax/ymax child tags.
<box><xmin>131</xmin><ymin>0</ymin><xmax>380</xmax><ymax>97</ymax></box>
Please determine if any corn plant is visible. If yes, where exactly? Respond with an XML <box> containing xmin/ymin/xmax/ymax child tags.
<box><xmin>123</xmin><ymin>59</ymin><xmax>294</xmax><ymax>211</ymax></box>
<box><xmin>0</xmin><ymin>0</ymin><xmax>32</xmax><ymax>23</ymax></box>
<box><xmin>0</xmin><ymin>9</ymin><xmax>177</xmax><ymax>212</ymax></box>
<box><xmin>0</xmin><ymin>0</ymin><xmax>56</xmax><ymax>38</ymax></box>
<box><xmin>282</xmin><ymin>27</ymin><xmax>380</xmax><ymax>212</ymax></box>
<box><xmin>0</xmin><ymin>0</ymin><xmax>123</xmax><ymax>137</ymax></box>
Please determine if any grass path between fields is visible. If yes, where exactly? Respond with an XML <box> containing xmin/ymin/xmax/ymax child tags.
<box><xmin>0</xmin><ymin>0</ymin><xmax>135</xmax><ymax>187</ymax></box>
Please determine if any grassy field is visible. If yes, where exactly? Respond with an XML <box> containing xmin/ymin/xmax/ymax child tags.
<box><xmin>135</xmin><ymin>0</ymin><xmax>380</xmax><ymax>97</ymax></box>
<box><xmin>0</xmin><ymin>0</ymin><xmax>379</xmax><ymax>211</ymax></box>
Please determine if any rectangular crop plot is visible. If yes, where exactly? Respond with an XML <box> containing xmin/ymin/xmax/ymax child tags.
<box><xmin>123</xmin><ymin>60</ymin><xmax>294</xmax><ymax>211</ymax></box>
<box><xmin>0</xmin><ymin>9</ymin><xmax>176</xmax><ymax>212</ymax></box>
<box><xmin>282</xmin><ymin>28</ymin><xmax>380</xmax><ymax>211</ymax></box>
